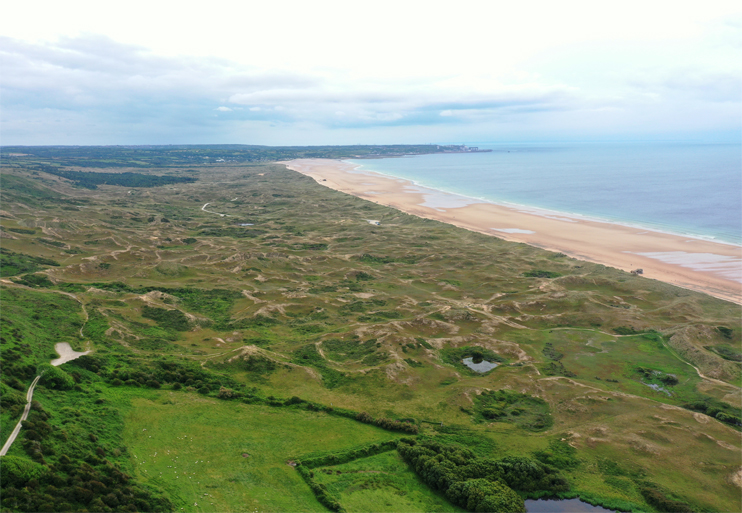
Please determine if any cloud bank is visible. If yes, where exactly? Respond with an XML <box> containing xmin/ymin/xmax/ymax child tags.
<box><xmin>1</xmin><ymin>2</ymin><xmax>739</xmax><ymax>145</ymax></box>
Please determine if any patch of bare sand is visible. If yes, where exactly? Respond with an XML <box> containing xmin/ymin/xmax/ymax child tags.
<box><xmin>51</xmin><ymin>342</ymin><xmax>91</xmax><ymax>366</ymax></box>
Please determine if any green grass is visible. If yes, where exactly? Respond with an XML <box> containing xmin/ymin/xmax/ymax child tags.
<box><xmin>312</xmin><ymin>450</ymin><xmax>464</xmax><ymax>512</ymax></box>
<box><xmin>473</xmin><ymin>389</ymin><xmax>553</xmax><ymax>431</ymax></box>
<box><xmin>120</xmin><ymin>390</ymin><xmax>401</xmax><ymax>512</ymax></box>
<box><xmin>1</xmin><ymin>154</ymin><xmax>741</xmax><ymax>513</ymax></box>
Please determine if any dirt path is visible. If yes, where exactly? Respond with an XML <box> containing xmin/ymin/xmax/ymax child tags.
<box><xmin>201</xmin><ymin>203</ymin><xmax>229</xmax><ymax>217</ymax></box>
<box><xmin>0</xmin><ymin>375</ymin><xmax>41</xmax><ymax>456</ymax></box>
<box><xmin>0</xmin><ymin>304</ymin><xmax>92</xmax><ymax>456</ymax></box>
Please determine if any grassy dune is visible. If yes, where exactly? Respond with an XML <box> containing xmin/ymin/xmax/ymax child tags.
<box><xmin>1</xmin><ymin>155</ymin><xmax>740</xmax><ymax>512</ymax></box>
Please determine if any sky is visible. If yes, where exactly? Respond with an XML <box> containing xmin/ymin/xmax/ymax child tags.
<box><xmin>1</xmin><ymin>0</ymin><xmax>740</xmax><ymax>146</ymax></box>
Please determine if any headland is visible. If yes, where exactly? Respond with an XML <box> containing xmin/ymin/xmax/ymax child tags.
<box><xmin>285</xmin><ymin>158</ymin><xmax>742</xmax><ymax>304</ymax></box>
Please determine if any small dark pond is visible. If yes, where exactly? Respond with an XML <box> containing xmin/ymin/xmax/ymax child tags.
<box><xmin>525</xmin><ymin>498</ymin><xmax>615</xmax><ymax>512</ymax></box>
<box><xmin>462</xmin><ymin>357</ymin><xmax>499</xmax><ymax>373</ymax></box>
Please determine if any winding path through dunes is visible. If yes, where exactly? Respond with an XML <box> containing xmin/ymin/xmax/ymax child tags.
<box><xmin>201</xmin><ymin>202</ymin><xmax>229</xmax><ymax>217</ymax></box>
<box><xmin>0</xmin><ymin>343</ymin><xmax>91</xmax><ymax>456</ymax></box>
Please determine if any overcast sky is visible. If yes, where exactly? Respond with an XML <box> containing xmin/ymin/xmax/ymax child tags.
<box><xmin>1</xmin><ymin>0</ymin><xmax>740</xmax><ymax>145</ymax></box>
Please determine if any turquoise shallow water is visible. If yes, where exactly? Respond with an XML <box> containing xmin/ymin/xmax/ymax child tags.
<box><xmin>348</xmin><ymin>142</ymin><xmax>741</xmax><ymax>245</ymax></box>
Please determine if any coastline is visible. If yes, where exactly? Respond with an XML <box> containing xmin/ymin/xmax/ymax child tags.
<box><xmin>284</xmin><ymin>158</ymin><xmax>742</xmax><ymax>305</ymax></box>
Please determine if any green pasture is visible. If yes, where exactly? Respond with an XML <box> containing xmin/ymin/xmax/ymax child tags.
<box><xmin>119</xmin><ymin>390</ymin><xmax>403</xmax><ymax>512</ymax></box>
<box><xmin>313</xmin><ymin>450</ymin><xmax>464</xmax><ymax>512</ymax></box>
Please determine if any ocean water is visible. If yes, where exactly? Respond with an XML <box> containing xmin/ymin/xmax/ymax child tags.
<box><xmin>347</xmin><ymin>142</ymin><xmax>742</xmax><ymax>245</ymax></box>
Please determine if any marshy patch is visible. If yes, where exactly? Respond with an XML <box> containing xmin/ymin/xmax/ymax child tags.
<box><xmin>473</xmin><ymin>389</ymin><xmax>553</xmax><ymax>431</ymax></box>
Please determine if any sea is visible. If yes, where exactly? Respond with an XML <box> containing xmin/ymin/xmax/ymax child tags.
<box><xmin>347</xmin><ymin>142</ymin><xmax>742</xmax><ymax>246</ymax></box>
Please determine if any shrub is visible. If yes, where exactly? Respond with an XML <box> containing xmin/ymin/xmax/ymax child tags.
<box><xmin>141</xmin><ymin>306</ymin><xmax>190</xmax><ymax>331</ymax></box>
<box><xmin>0</xmin><ymin>456</ymin><xmax>48</xmax><ymax>487</ymax></box>
<box><xmin>37</xmin><ymin>364</ymin><xmax>74</xmax><ymax>390</ymax></box>
<box><xmin>446</xmin><ymin>478</ymin><xmax>525</xmax><ymax>513</ymax></box>
<box><xmin>523</xmin><ymin>270</ymin><xmax>561</xmax><ymax>279</ymax></box>
<box><xmin>640</xmin><ymin>484</ymin><xmax>692</xmax><ymax>512</ymax></box>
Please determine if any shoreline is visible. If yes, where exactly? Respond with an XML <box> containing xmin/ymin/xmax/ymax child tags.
<box><xmin>284</xmin><ymin>158</ymin><xmax>742</xmax><ymax>305</ymax></box>
<box><xmin>347</xmin><ymin>159</ymin><xmax>741</xmax><ymax>248</ymax></box>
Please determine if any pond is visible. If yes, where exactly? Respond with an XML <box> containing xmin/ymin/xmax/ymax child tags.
<box><xmin>462</xmin><ymin>357</ymin><xmax>499</xmax><ymax>373</ymax></box>
<box><xmin>525</xmin><ymin>498</ymin><xmax>616</xmax><ymax>512</ymax></box>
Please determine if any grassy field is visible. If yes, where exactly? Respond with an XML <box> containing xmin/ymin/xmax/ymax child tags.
<box><xmin>118</xmin><ymin>390</ymin><xmax>402</xmax><ymax>512</ymax></box>
<box><xmin>312</xmin><ymin>450</ymin><xmax>465</xmax><ymax>512</ymax></box>
<box><xmin>1</xmin><ymin>152</ymin><xmax>740</xmax><ymax>512</ymax></box>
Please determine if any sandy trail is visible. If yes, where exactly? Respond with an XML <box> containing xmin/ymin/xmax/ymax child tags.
<box><xmin>0</xmin><ymin>376</ymin><xmax>41</xmax><ymax>456</ymax></box>
<box><xmin>201</xmin><ymin>203</ymin><xmax>229</xmax><ymax>217</ymax></box>
<box><xmin>0</xmin><ymin>341</ymin><xmax>91</xmax><ymax>456</ymax></box>
<box><xmin>284</xmin><ymin>159</ymin><xmax>742</xmax><ymax>304</ymax></box>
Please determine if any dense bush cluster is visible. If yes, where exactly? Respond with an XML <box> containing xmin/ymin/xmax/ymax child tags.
<box><xmin>355</xmin><ymin>412</ymin><xmax>419</xmax><ymax>434</ymax></box>
<box><xmin>397</xmin><ymin>439</ymin><xmax>569</xmax><ymax>512</ymax></box>
<box><xmin>140</xmin><ymin>306</ymin><xmax>191</xmax><ymax>331</ymax></box>
<box><xmin>523</xmin><ymin>270</ymin><xmax>561</xmax><ymax>279</ymax></box>
<box><xmin>1</xmin><ymin>400</ymin><xmax>172</xmax><ymax>512</ymax></box>
<box><xmin>635</xmin><ymin>367</ymin><xmax>678</xmax><ymax>386</ymax></box>
<box><xmin>37</xmin><ymin>363</ymin><xmax>75</xmax><ymax>390</ymax></box>
<box><xmin>0</xmin><ymin>248</ymin><xmax>59</xmax><ymax>277</ymax></box>
<box><xmin>705</xmin><ymin>344</ymin><xmax>742</xmax><ymax>362</ymax></box>
<box><xmin>473</xmin><ymin>389</ymin><xmax>553</xmax><ymax>432</ymax></box>
<box><xmin>11</xmin><ymin>273</ymin><xmax>55</xmax><ymax>289</ymax></box>
<box><xmin>37</xmin><ymin>165</ymin><xmax>197</xmax><ymax>189</ymax></box>
<box><xmin>358</xmin><ymin>253</ymin><xmax>417</xmax><ymax>264</ymax></box>
<box><xmin>446</xmin><ymin>478</ymin><xmax>524</xmax><ymax>512</ymax></box>
<box><xmin>683</xmin><ymin>397</ymin><xmax>742</xmax><ymax>428</ymax></box>
<box><xmin>639</xmin><ymin>483</ymin><xmax>693</xmax><ymax>513</ymax></box>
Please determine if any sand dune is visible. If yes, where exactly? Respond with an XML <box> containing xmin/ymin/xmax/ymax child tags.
<box><xmin>285</xmin><ymin>158</ymin><xmax>742</xmax><ymax>305</ymax></box>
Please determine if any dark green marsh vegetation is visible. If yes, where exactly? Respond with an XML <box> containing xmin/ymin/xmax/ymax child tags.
<box><xmin>0</xmin><ymin>148</ymin><xmax>740</xmax><ymax>513</ymax></box>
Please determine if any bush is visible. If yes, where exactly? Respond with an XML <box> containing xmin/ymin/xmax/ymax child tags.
<box><xmin>446</xmin><ymin>478</ymin><xmax>525</xmax><ymax>513</ymax></box>
<box><xmin>523</xmin><ymin>270</ymin><xmax>561</xmax><ymax>279</ymax></box>
<box><xmin>141</xmin><ymin>306</ymin><xmax>190</xmax><ymax>331</ymax></box>
<box><xmin>640</xmin><ymin>484</ymin><xmax>692</xmax><ymax>512</ymax></box>
<box><xmin>37</xmin><ymin>364</ymin><xmax>74</xmax><ymax>390</ymax></box>
<box><xmin>397</xmin><ymin>439</ymin><xmax>569</xmax><ymax>510</ymax></box>
<box><xmin>0</xmin><ymin>456</ymin><xmax>48</xmax><ymax>487</ymax></box>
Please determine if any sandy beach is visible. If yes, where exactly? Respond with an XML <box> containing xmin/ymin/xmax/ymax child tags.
<box><xmin>284</xmin><ymin>158</ymin><xmax>742</xmax><ymax>305</ymax></box>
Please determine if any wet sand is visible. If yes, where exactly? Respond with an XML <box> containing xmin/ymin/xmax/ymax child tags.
<box><xmin>284</xmin><ymin>159</ymin><xmax>742</xmax><ymax>305</ymax></box>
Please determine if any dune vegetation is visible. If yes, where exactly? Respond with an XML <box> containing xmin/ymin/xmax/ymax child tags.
<box><xmin>1</xmin><ymin>149</ymin><xmax>740</xmax><ymax>513</ymax></box>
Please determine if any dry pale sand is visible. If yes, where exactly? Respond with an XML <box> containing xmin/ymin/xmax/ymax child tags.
<box><xmin>51</xmin><ymin>342</ymin><xmax>91</xmax><ymax>366</ymax></box>
<box><xmin>284</xmin><ymin>159</ymin><xmax>742</xmax><ymax>305</ymax></box>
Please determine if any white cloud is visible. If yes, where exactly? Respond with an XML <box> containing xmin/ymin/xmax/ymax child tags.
<box><xmin>1</xmin><ymin>2</ymin><xmax>740</xmax><ymax>144</ymax></box>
